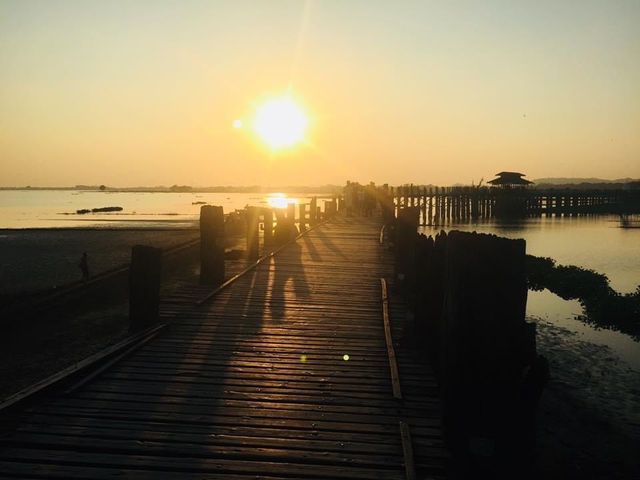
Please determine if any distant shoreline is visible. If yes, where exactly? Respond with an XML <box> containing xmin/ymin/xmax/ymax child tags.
<box><xmin>0</xmin><ymin>186</ymin><xmax>339</xmax><ymax>194</ymax></box>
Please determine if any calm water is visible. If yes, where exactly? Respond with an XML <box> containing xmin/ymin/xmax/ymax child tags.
<box><xmin>0</xmin><ymin>190</ymin><xmax>330</xmax><ymax>229</ymax></box>
<box><xmin>419</xmin><ymin>218</ymin><xmax>640</xmax><ymax>370</ymax></box>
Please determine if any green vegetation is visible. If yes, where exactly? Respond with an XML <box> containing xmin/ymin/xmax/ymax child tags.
<box><xmin>526</xmin><ymin>255</ymin><xmax>640</xmax><ymax>340</ymax></box>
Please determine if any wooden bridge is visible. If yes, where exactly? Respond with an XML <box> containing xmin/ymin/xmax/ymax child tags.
<box><xmin>0</xmin><ymin>218</ymin><xmax>447</xmax><ymax>479</ymax></box>
<box><xmin>388</xmin><ymin>185</ymin><xmax>640</xmax><ymax>223</ymax></box>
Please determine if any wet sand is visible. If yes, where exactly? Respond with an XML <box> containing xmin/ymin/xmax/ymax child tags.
<box><xmin>0</xmin><ymin>228</ymin><xmax>200</xmax><ymax>298</ymax></box>
<box><xmin>532</xmin><ymin>318</ymin><xmax>640</xmax><ymax>479</ymax></box>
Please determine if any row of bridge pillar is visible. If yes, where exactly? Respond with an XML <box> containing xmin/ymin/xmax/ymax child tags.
<box><xmin>128</xmin><ymin>197</ymin><xmax>339</xmax><ymax>333</ymax></box>
<box><xmin>392</xmin><ymin>206</ymin><xmax>549</xmax><ymax>476</ymax></box>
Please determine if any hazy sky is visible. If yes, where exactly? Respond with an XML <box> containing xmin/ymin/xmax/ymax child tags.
<box><xmin>1</xmin><ymin>0</ymin><xmax>639</xmax><ymax>187</ymax></box>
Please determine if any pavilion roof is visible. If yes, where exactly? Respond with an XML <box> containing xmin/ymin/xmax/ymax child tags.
<box><xmin>488</xmin><ymin>171</ymin><xmax>533</xmax><ymax>185</ymax></box>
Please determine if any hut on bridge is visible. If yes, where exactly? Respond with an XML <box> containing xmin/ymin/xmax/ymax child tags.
<box><xmin>488</xmin><ymin>171</ymin><xmax>533</xmax><ymax>189</ymax></box>
<box><xmin>489</xmin><ymin>172</ymin><xmax>532</xmax><ymax>217</ymax></box>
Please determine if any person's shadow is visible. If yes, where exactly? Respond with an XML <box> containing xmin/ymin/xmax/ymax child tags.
<box><xmin>269</xmin><ymin>241</ymin><xmax>310</xmax><ymax>321</ymax></box>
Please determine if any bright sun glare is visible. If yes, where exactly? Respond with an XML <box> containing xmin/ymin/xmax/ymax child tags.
<box><xmin>266</xmin><ymin>193</ymin><xmax>297</xmax><ymax>209</ymax></box>
<box><xmin>253</xmin><ymin>96</ymin><xmax>308</xmax><ymax>149</ymax></box>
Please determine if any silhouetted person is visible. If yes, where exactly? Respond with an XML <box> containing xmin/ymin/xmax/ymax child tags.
<box><xmin>78</xmin><ymin>252</ymin><xmax>89</xmax><ymax>281</ymax></box>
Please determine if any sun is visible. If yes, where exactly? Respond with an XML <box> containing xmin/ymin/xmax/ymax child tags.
<box><xmin>253</xmin><ymin>96</ymin><xmax>308</xmax><ymax>149</ymax></box>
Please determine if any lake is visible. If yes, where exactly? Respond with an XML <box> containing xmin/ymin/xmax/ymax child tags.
<box><xmin>0</xmin><ymin>190</ymin><xmax>332</xmax><ymax>229</ymax></box>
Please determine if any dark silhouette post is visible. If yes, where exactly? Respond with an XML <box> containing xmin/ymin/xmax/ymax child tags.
<box><xmin>246</xmin><ymin>206</ymin><xmax>260</xmax><ymax>261</ymax></box>
<box><xmin>263</xmin><ymin>208</ymin><xmax>273</xmax><ymax>249</ymax></box>
<box><xmin>395</xmin><ymin>207</ymin><xmax>419</xmax><ymax>291</ymax></box>
<box><xmin>298</xmin><ymin>203</ymin><xmax>307</xmax><ymax>231</ymax></box>
<box><xmin>441</xmin><ymin>231</ymin><xmax>545</xmax><ymax>470</ymax></box>
<box><xmin>325</xmin><ymin>199</ymin><xmax>337</xmax><ymax>218</ymax></box>
<box><xmin>200</xmin><ymin>205</ymin><xmax>225</xmax><ymax>285</ymax></box>
<box><xmin>310</xmin><ymin>196</ymin><xmax>317</xmax><ymax>225</ymax></box>
<box><xmin>129</xmin><ymin>245</ymin><xmax>162</xmax><ymax>332</ymax></box>
<box><xmin>287</xmin><ymin>202</ymin><xmax>296</xmax><ymax>224</ymax></box>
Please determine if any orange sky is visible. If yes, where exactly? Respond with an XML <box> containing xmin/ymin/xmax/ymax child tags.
<box><xmin>1</xmin><ymin>1</ymin><xmax>639</xmax><ymax>187</ymax></box>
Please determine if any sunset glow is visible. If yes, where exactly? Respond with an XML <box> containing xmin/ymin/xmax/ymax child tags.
<box><xmin>253</xmin><ymin>96</ymin><xmax>308</xmax><ymax>149</ymax></box>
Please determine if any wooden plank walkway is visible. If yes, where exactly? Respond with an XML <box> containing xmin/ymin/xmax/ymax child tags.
<box><xmin>0</xmin><ymin>217</ymin><xmax>446</xmax><ymax>479</ymax></box>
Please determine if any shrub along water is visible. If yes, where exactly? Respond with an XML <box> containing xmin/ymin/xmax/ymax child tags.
<box><xmin>526</xmin><ymin>255</ymin><xmax>640</xmax><ymax>340</ymax></box>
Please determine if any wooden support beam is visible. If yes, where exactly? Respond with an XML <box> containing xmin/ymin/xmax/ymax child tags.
<box><xmin>246</xmin><ymin>206</ymin><xmax>260</xmax><ymax>260</ymax></box>
<box><xmin>129</xmin><ymin>245</ymin><xmax>162</xmax><ymax>332</ymax></box>
<box><xmin>199</xmin><ymin>205</ymin><xmax>225</xmax><ymax>286</ymax></box>
<box><xmin>263</xmin><ymin>208</ymin><xmax>273</xmax><ymax>249</ymax></box>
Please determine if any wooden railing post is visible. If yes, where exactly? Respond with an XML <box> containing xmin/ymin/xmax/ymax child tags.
<box><xmin>310</xmin><ymin>197</ymin><xmax>317</xmax><ymax>225</ymax></box>
<box><xmin>200</xmin><ymin>205</ymin><xmax>225</xmax><ymax>286</ymax></box>
<box><xmin>325</xmin><ymin>199</ymin><xmax>337</xmax><ymax>218</ymax></box>
<box><xmin>298</xmin><ymin>203</ymin><xmax>307</xmax><ymax>231</ymax></box>
<box><xmin>129</xmin><ymin>245</ymin><xmax>162</xmax><ymax>332</ymax></box>
<box><xmin>263</xmin><ymin>208</ymin><xmax>273</xmax><ymax>249</ymax></box>
<box><xmin>287</xmin><ymin>202</ymin><xmax>296</xmax><ymax>224</ymax></box>
<box><xmin>395</xmin><ymin>207</ymin><xmax>419</xmax><ymax>290</ymax></box>
<box><xmin>246</xmin><ymin>206</ymin><xmax>260</xmax><ymax>261</ymax></box>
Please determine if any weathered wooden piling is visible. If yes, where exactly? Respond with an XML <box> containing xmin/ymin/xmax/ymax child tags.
<box><xmin>246</xmin><ymin>206</ymin><xmax>260</xmax><ymax>260</ymax></box>
<box><xmin>199</xmin><ymin>205</ymin><xmax>225</xmax><ymax>285</ymax></box>
<box><xmin>310</xmin><ymin>196</ymin><xmax>317</xmax><ymax>225</ymax></box>
<box><xmin>439</xmin><ymin>231</ymin><xmax>545</xmax><ymax>468</ymax></box>
<box><xmin>263</xmin><ymin>208</ymin><xmax>273</xmax><ymax>248</ymax></box>
<box><xmin>129</xmin><ymin>245</ymin><xmax>162</xmax><ymax>332</ymax></box>
<box><xmin>298</xmin><ymin>203</ymin><xmax>307</xmax><ymax>231</ymax></box>
<box><xmin>325</xmin><ymin>199</ymin><xmax>337</xmax><ymax>218</ymax></box>
<box><xmin>395</xmin><ymin>207</ymin><xmax>419</xmax><ymax>289</ymax></box>
<box><xmin>287</xmin><ymin>202</ymin><xmax>296</xmax><ymax>223</ymax></box>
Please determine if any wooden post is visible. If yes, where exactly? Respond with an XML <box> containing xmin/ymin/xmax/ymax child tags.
<box><xmin>246</xmin><ymin>206</ymin><xmax>259</xmax><ymax>260</ymax></box>
<box><xmin>440</xmin><ymin>231</ymin><xmax>542</xmax><ymax>466</ymax></box>
<box><xmin>287</xmin><ymin>202</ymin><xmax>296</xmax><ymax>224</ymax></box>
<box><xmin>298</xmin><ymin>203</ymin><xmax>307</xmax><ymax>231</ymax></box>
<box><xmin>263</xmin><ymin>208</ymin><xmax>273</xmax><ymax>249</ymax></box>
<box><xmin>395</xmin><ymin>207</ymin><xmax>420</xmax><ymax>291</ymax></box>
<box><xmin>310</xmin><ymin>197</ymin><xmax>317</xmax><ymax>225</ymax></box>
<box><xmin>325</xmin><ymin>199</ymin><xmax>337</xmax><ymax>218</ymax></box>
<box><xmin>200</xmin><ymin>205</ymin><xmax>225</xmax><ymax>286</ymax></box>
<box><xmin>129</xmin><ymin>245</ymin><xmax>162</xmax><ymax>332</ymax></box>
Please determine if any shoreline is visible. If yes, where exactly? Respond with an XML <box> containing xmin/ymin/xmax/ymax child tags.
<box><xmin>532</xmin><ymin>318</ymin><xmax>640</xmax><ymax>478</ymax></box>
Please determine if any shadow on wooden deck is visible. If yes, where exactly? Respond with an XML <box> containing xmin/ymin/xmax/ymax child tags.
<box><xmin>0</xmin><ymin>217</ymin><xmax>446</xmax><ymax>479</ymax></box>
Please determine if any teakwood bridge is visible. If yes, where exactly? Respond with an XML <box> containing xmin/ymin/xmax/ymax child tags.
<box><xmin>0</xmin><ymin>214</ymin><xmax>447</xmax><ymax>479</ymax></box>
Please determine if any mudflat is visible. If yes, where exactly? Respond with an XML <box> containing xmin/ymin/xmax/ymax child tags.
<box><xmin>0</xmin><ymin>228</ymin><xmax>200</xmax><ymax>297</ymax></box>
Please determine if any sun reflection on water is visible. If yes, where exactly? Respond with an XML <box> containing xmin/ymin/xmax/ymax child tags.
<box><xmin>266</xmin><ymin>193</ymin><xmax>297</xmax><ymax>209</ymax></box>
